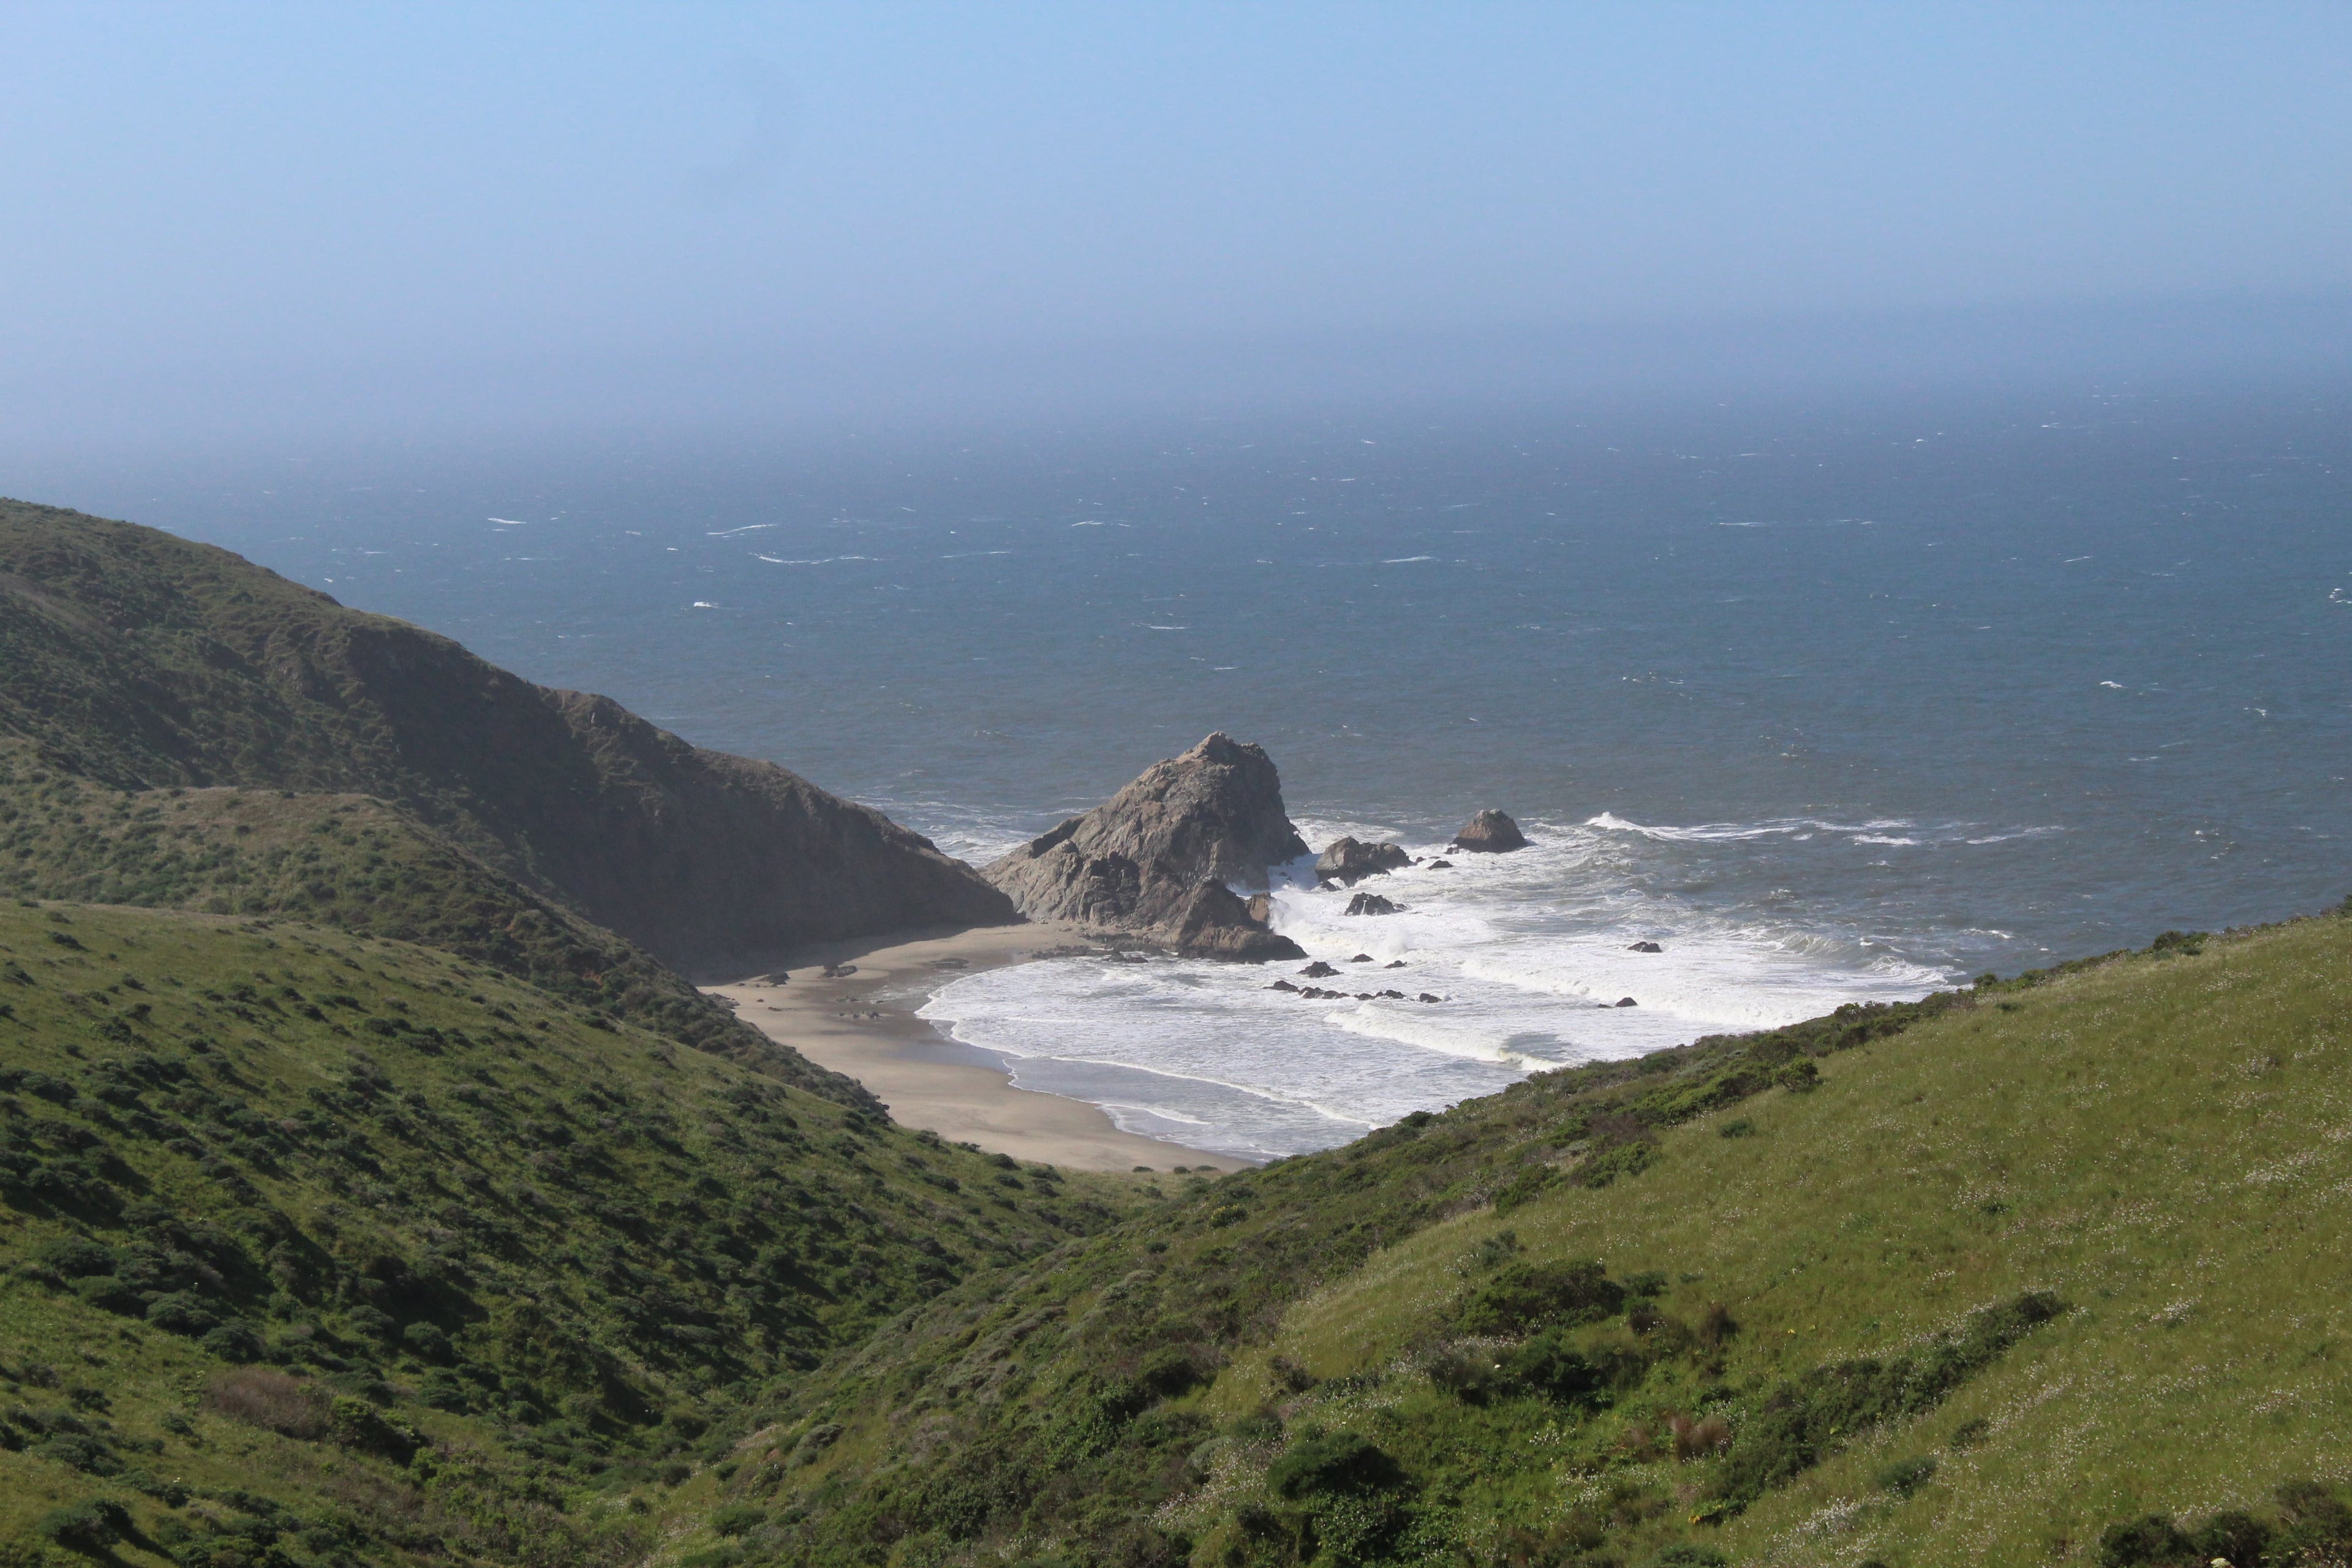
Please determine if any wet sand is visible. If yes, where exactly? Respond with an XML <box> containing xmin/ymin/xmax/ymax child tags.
<box><xmin>705</xmin><ymin>922</ymin><xmax>1250</xmax><ymax>1172</ymax></box>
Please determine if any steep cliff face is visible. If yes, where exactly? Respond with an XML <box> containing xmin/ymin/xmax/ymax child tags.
<box><xmin>0</xmin><ymin>500</ymin><xmax>1016</xmax><ymax>975</ymax></box>
<box><xmin>984</xmin><ymin>733</ymin><xmax>1308</xmax><ymax>959</ymax></box>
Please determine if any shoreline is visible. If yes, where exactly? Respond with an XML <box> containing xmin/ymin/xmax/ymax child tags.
<box><xmin>705</xmin><ymin>922</ymin><xmax>1253</xmax><ymax>1174</ymax></box>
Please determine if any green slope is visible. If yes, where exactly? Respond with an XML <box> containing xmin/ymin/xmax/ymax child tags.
<box><xmin>0</xmin><ymin>738</ymin><xmax>869</xmax><ymax>1108</ymax></box>
<box><xmin>729</xmin><ymin>908</ymin><xmax>2352</xmax><ymax>1568</ymax></box>
<box><xmin>0</xmin><ymin>901</ymin><xmax>1152</xmax><ymax>1567</ymax></box>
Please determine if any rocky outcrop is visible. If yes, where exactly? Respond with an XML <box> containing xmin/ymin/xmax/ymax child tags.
<box><xmin>983</xmin><ymin>733</ymin><xmax>1309</xmax><ymax>959</ymax></box>
<box><xmin>1450</xmin><ymin>809</ymin><xmax>1529</xmax><ymax>853</ymax></box>
<box><xmin>1344</xmin><ymin>892</ymin><xmax>1402</xmax><ymax>916</ymax></box>
<box><xmin>1316</xmin><ymin>836</ymin><xmax>1412</xmax><ymax>886</ymax></box>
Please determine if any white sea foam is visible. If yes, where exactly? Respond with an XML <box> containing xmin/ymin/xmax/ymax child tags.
<box><xmin>918</xmin><ymin>811</ymin><xmax>1977</xmax><ymax>1159</ymax></box>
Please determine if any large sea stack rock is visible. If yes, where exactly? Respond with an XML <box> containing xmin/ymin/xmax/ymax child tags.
<box><xmin>984</xmin><ymin>733</ymin><xmax>1308</xmax><ymax>959</ymax></box>
<box><xmin>1314</xmin><ymin>836</ymin><xmax>1413</xmax><ymax>886</ymax></box>
<box><xmin>1450</xmin><ymin>809</ymin><xmax>1529</xmax><ymax>853</ymax></box>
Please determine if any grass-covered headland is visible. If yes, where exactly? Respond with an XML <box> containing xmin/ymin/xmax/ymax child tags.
<box><xmin>724</xmin><ymin>907</ymin><xmax>2352</xmax><ymax>1568</ymax></box>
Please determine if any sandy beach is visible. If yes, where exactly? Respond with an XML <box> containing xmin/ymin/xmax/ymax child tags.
<box><xmin>706</xmin><ymin>922</ymin><xmax>1251</xmax><ymax>1173</ymax></box>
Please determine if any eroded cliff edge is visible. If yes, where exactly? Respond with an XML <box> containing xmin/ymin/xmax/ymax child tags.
<box><xmin>0</xmin><ymin>499</ymin><xmax>1016</xmax><ymax>977</ymax></box>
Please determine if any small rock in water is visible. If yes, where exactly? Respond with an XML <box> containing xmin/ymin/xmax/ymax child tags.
<box><xmin>1268</xmin><ymin>979</ymin><xmax>1299</xmax><ymax>992</ymax></box>
<box><xmin>1300</xmin><ymin>960</ymin><xmax>1340</xmax><ymax>978</ymax></box>
<box><xmin>1417</xmin><ymin>992</ymin><xmax>1442</xmax><ymax>1003</ymax></box>
<box><xmin>1349</xmin><ymin>953</ymin><xmax>1374</xmax><ymax>963</ymax></box>
<box><xmin>1344</xmin><ymin>892</ymin><xmax>1402</xmax><ymax>916</ymax></box>
<box><xmin>759</xmin><ymin>971</ymin><xmax>791</xmax><ymax>985</ymax></box>
<box><xmin>1615</xmin><ymin>996</ymin><xmax>1638</xmax><ymax>1008</ymax></box>
<box><xmin>1450</xmin><ymin>809</ymin><xmax>1529</xmax><ymax>854</ymax></box>
<box><xmin>1316</xmin><ymin>836</ymin><xmax>1414</xmax><ymax>885</ymax></box>
<box><xmin>1354</xmin><ymin>992</ymin><xmax>1374</xmax><ymax>1000</ymax></box>
<box><xmin>821</xmin><ymin>962</ymin><xmax>859</xmax><ymax>978</ymax></box>
<box><xmin>1384</xmin><ymin>959</ymin><xmax>1406</xmax><ymax>968</ymax></box>
<box><xmin>1628</xmin><ymin>941</ymin><xmax>1663</xmax><ymax>954</ymax></box>
<box><xmin>1377</xmin><ymin>989</ymin><xmax>1406</xmax><ymax>1000</ymax></box>
<box><xmin>1427</xmin><ymin>859</ymin><xmax>1453</xmax><ymax>869</ymax></box>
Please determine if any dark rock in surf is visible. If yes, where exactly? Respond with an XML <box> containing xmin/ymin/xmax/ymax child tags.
<box><xmin>1427</xmin><ymin>859</ymin><xmax>1453</xmax><ymax>870</ymax></box>
<box><xmin>1629</xmin><ymin>941</ymin><xmax>1663</xmax><ymax>954</ymax></box>
<box><xmin>1344</xmin><ymin>892</ymin><xmax>1402</xmax><ymax>916</ymax></box>
<box><xmin>1615</xmin><ymin>997</ymin><xmax>1638</xmax><ymax>1008</ymax></box>
<box><xmin>1268</xmin><ymin>979</ymin><xmax>1299</xmax><ymax>992</ymax></box>
<box><xmin>1350</xmin><ymin>954</ymin><xmax>1374</xmax><ymax>963</ymax></box>
<box><xmin>1417</xmin><ymin>992</ymin><xmax>1441</xmax><ymax>1003</ymax></box>
<box><xmin>983</xmin><ymin>733</ymin><xmax>1309</xmax><ymax>960</ymax></box>
<box><xmin>1300</xmin><ymin>960</ymin><xmax>1340</xmax><ymax>978</ymax></box>
<box><xmin>1315</xmin><ymin>836</ymin><xmax>1412</xmax><ymax>886</ymax></box>
<box><xmin>1167</xmin><ymin>880</ymin><xmax>1304</xmax><ymax>962</ymax></box>
<box><xmin>1384</xmin><ymin>959</ymin><xmax>1406</xmax><ymax>968</ymax></box>
<box><xmin>1450</xmin><ymin>810</ymin><xmax>1529</xmax><ymax>854</ymax></box>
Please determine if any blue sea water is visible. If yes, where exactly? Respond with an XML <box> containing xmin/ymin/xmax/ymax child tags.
<box><xmin>40</xmin><ymin>380</ymin><xmax>2352</xmax><ymax>1157</ymax></box>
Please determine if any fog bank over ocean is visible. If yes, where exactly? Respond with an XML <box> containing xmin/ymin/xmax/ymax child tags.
<box><xmin>25</xmin><ymin>376</ymin><xmax>2351</xmax><ymax>1155</ymax></box>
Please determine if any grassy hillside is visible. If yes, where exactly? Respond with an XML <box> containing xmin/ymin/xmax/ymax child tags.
<box><xmin>0</xmin><ymin>499</ymin><xmax>1011</xmax><ymax>975</ymax></box>
<box><xmin>0</xmin><ymin>900</ymin><xmax>1152</xmax><ymax>1567</ymax></box>
<box><xmin>725</xmin><ymin>908</ymin><xmax>2352</xmax><ymax>1568</ymax></box>
<box><xmin>0</xmin><ymin>739</ymin><xmax>871</xmax><ymax>1108</ymax></box>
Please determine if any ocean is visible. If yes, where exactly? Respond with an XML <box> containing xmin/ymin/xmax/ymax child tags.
<box><xmin>50</xmin><ymin>379</ymin><xmax>2352</xmax><ymax>1159</ymax></box>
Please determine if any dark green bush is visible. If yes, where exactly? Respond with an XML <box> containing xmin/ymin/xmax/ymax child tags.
<box><xmin>1424</xmin><ymin>1344</ymin><xmax>1506</xmax><ymax>1404</ymax></box>
<box><xmin>1640</xmin><ymin>1546</ymin><xmax>1728</xmax><ymax>1567</ymax></box>
<box><xmin>36</xmin><ymin>1433</ymin><xmax>120</xmax><ymax>1475</ymax></box>
<box><xmin>1266</xmin><ymin>1431</ymin><xmax>1403</xmax><ymax>1500</ymax></box>
<box><xmin>1579</xmin><ymin>1140</ymin><xmax>1655</xmax><ymax>1189</ymax></box>
<box><xmin>401</xmin><ymin>1321</ymin><xmax>450</xmax><ymax>1360</ymax></box>
<box><xmin>1875</xmin><ymin>1456</ymin><xmax>1937</xmax><ymax>1497</ymax></box>
<box><xmin>1714</xmin><ymin>1290</ymin><xmax>2062</xmax><ymax>1511</ymax></box>
<box><xmin>708</xmin><ymin>1504</ymin><xmax>766</xmax><ymax>1537</ymax></box>
<box><xmin>36</xmin><ymin>1498</ymin><xmax>131</xmax><ymax>1553</ymax></box>
<box><xmin>327</xmin><ymin>1396</ymin><xmax>417</xmax><ymax>1461</ymax></box>
<box><xmin>1774</xmin><ymin>1060</ymin><xmax>1820</xmax><ymax>1093</ymax></box>
<box><xmin>143</xmin><ymin>1293</ymin><xmax>219</xmax><ymax>1336</ymax></box>
<box><xmin>2097</xmin><ymin>1514</ymin><xmax>2194</xmax><ymax>1566</ymax></box>
<box><xmin>1502</xmin><ymin>1331</ymin><xmax>1605</xmax><ymax>1408</ymax></box>
<box><xmin>198</xmin><ymin>1320</ymin><xmax>265</xmax><ymax>1362</ymax></box>
<box><xmin>2189</xmin><ymin>1510</ymin><xmax>2267</xmax><ymax>1567</ymax></box>
<box><xmin>70</xmin><ymin>1275</ymin><xmax>145</xmax><ymax>1314</ymax></box>
<box><xmin>36</xmin><ymin>1237</ymin><xmax>119</xmax><ymax>1278</ymax></box>
<box><xmin>1459</xmin><ymin>1261</ymin><xmax>1624</xmax><ymax>1335</ymax></box>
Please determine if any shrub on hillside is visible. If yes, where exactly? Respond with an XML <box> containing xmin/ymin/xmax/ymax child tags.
<box><xmin>1502</xmin><ymin>1330</ymin><xmax>1607</xmax><ymax>1409</ymax></box>
<box><xmin>1459</xmin><ymin>1261</ymin><xmax>1626</xmax><ymax>1335</ymax></box>
<box><xmin>1714</xmin><ymin>1290</ymin><xmax>2064</xmax><ymax>1510</ymax></box>
<box><xmin>35</xmin><ymin>1499</ymin><xmax>130</xmax><ymax>1555</ymax></box>
<box><xmin>204</xmin><ymin>1367</ymin><xmax>331</xmax><ymax>1439</ymax></box>
<box><xmin>1267</xmin><ymin>1430</ymin><xmax>1404</xmax><ymax>1500</ymax></box>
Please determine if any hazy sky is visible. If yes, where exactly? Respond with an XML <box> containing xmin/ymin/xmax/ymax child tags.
<box><xmin>6</xmin><ymin>3</ymin><xmax>2350</xmax><ymax>447</ymax></box>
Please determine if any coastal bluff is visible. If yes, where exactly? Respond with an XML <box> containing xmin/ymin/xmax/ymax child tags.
<box><xmin>984</xmin><ymin>733</ymin><xmax>1308</xmax><ymax>959</ymax></box>
<box><xmin>0</xmin><ymin>500</ymin><xmax>1014</xmax><ymax>976</ymax></box>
